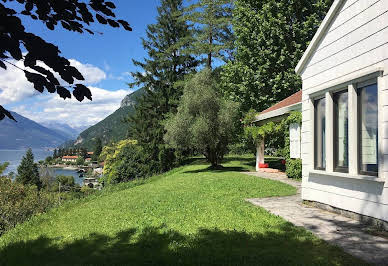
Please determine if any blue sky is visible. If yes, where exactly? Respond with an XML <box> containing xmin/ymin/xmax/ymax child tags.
<box><xmin>0</xmin><ymin>1</ymin><xmax>161</xmax><ymax>127</ymax></box>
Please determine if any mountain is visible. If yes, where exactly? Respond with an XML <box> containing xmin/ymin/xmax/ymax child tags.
<box><xmin>72</xmin><ymin>89</ymin><xmax>144</xmax><ymax>150</ymax></box>
<box><xmin>0</xmin><ymin>112</ymin><xmax>70</xmax><ymax>150</ymax></box>
<box><xmin>41</xmin><ymin>122</ymin><xmax>86</xmax><ymax>140</ymax></box>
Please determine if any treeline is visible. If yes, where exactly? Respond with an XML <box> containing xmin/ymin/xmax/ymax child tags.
<box><xmin>102</xmin><ymin>0</ymin><xmax>333</xmax><ymax>184</ymax></box>
<box><xmin>53</xmin><ymin>138</ymin><xmax>102</xmax><ymax>161</ymax></box>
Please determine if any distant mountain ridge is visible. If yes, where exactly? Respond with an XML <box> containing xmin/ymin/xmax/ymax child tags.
<box><xmin>71</xmin><ymin>89</ymin><xmax>144</xmax><ymax>150</ymax></box>
<box><xmin>0</xmin><ymin>112</ymin><xmax>70</xmax><ymax>150</ymax></box>
<box><xmin>41</xmin><ymin>122</ymin><xmax>86</xmax><ymax>140</ymax></box>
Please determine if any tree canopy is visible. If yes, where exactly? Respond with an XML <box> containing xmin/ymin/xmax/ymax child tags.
<box><xmin>0</xmin><ymin>0</ymin><xmax>132</xmax><ymax>121</ymax></box>
<box><xmin>184</xmin><ymin>0</ymin><xmax>234</xmax><ymax>68</ymax></box>
<box><xmin>221</xmin><ymin>0</ymin><xmax>333</xmax><ymax>113</ymax></box>
<box><xmin>164</xmin><ymin>69</ymin><xmax>239</xmax><ymax>166</ymax></box>
<box><xmin>16</xmin><ymin>148</ymin><xmax>41</xmax><ymax>189</ymax></box>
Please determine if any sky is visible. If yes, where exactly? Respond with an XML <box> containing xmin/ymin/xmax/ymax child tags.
<box><xmin>0</xmin><ymin>1</ymin><xmax>161</xmax><ymax>127</ymax></box>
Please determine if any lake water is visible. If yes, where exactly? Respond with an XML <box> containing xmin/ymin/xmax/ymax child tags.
<box><xmin>0</xmin><ymin>149</ymin><xmax>84</xmax><ymax>185</ymax></box>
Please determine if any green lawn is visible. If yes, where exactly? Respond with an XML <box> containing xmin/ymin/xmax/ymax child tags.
<box><xmin>0</xmin><ymin>156</ymin><xmax>364</xmax><ymax>265</ymax></box>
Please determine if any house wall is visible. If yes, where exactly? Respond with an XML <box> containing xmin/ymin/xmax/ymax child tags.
<box><xmin>300</xmin><ymin>0</ymin><xmax>388</xmax><ymax>221</ymax></box>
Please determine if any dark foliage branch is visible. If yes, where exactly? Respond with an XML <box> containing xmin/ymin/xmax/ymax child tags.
<box><xmin>0</xmin><ymin>0</ymin><xmax>132</xmax><ymax>121</ymax></box>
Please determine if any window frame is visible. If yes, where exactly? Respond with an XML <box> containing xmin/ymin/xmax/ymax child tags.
<box><xmin>357</xmin><ymin>82</ymin><xmax>379</xmax><ymax>177</ymax></box>
<box><xmin>314</xmin><ymin>97</ymin><xmax>326</xmax><ymax>171</ymax></box>
<box><xmin>333</xmin><ymin>89</ymin><xmax>349</xmax><ymax>173</ymax></box>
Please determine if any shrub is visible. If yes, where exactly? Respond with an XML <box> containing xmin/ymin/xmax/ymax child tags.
<box><xmin>112</xmin><ymin>145</ymin><xmax>149</xmax><ymax>184</ymax></box>
<box><xmin>101</xmin><ymin>139</ymin><xmax>148</xmax><ymax>184</ymax></box>
<box><xmin>56</xmin><ymin>175</ymin><xmax>75</xmax><ymax>191</ymax></box>
<box><xmin>0</xmin><ymin>178</ymin><xmax>56</xmax><ymax>236</ymax></box>
<box><xmin>285</xmin><ymin>158</ymin><xmax>302</xmax><ymax>179</ymax></box>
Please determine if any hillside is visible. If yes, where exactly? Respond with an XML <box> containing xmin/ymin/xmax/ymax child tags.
<box><xmin>0</xmin><ymin>156</ymin><xmax>361</xmax><ymax>265</ymax></box>
<box><xmin>0</xmin><ymin>112</ymin><xmax>69</xmax><ymax>150</ymax></box>
<box><xmin>73</xmin><ymin>89</ymin><xmax>144</xmax><ymax>149</ymax></box>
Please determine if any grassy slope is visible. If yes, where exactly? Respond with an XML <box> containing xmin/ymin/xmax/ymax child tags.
<box><xmin>0</xmin><ymin>156</ymin><xmax>364</xmax><ymax>265</ymax></box>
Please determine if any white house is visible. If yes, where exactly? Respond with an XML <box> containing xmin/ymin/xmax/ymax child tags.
<box><xmin>296</xmin><ymin>0</ymin><xmax>388</xmax><ymax>222</ymax></box>
<box><xmin>62</xmin><ymin>156</ymin><xmax>79</xmax><ymax>162</ymax></box>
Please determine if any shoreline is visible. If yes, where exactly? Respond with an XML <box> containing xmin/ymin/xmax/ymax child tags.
<box><xmin>47</xmin><ymin>165</ymin><xmax>78</xmax><ymax>170</ymax></box>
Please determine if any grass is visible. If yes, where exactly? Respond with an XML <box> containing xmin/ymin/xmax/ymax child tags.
<box><xmin>0</xmin><ymin>156</ymin><xmax>365</xmax><ymax>265</ymax></box>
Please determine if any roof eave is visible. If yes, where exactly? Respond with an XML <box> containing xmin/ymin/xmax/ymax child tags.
<box><xmin>295</xmin><ymin>0</ymin><xmax>344</xmax><ymax>75</ymax></box>
<box><xmin>254</xmin><ymin>102</ymin><xmax>302</xmax><ymax>123</ymax></box>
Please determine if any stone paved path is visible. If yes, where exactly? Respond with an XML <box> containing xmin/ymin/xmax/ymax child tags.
<box><xmin>243</xmin><ymin>171</ymin><xmax>388</xmax><ymax>265</ymax></box>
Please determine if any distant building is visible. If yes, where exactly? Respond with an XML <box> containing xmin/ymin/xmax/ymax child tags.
<box><xmin>87</xmin><ymin>152</ymin><xmax>94</xmax><ymax>156</ymax></box>
<box><xmin>62</xmin><ymin>156</ymin><xmax>78</xmax><ymax>162</ymax></box>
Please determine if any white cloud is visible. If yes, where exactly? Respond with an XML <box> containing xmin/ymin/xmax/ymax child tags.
<box><xmin>0</xmin><ymin>58</ymin><xmax>106</xmax><ymax>105</ymax></box>
<box><xmin>0</xmin><ymin>60</ymin><xmax>38</xmax><ymax>105</ymax></box>
<box><xmin>68</xmin><ymin>59</ymin><xmax>106</xmax><ymax>84</ymax></box>
<box><xmin>13</xmin><ymin>86</ymin><xmax>133</xmax><ymax>128</ymax></box>
<box><xmin>1</xmin><ymin>58</ymin><xmax>134</xmax><ymax>128</ymax></box>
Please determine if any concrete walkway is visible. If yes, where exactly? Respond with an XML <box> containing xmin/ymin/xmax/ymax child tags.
<box><xmin>243</xmin><ymin>171</ymin><xmax>388</xmax><ymax>265</ymax></box>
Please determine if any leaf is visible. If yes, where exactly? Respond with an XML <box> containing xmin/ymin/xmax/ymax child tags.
<box><xmin>46</xmin><ymin>22</ymin><xmax>54</xmax><ymax>30</ymax></box>
<box><xmin>0</xmin><ymin>106</ymin><xmax>17</xmax><ymax>122</ymax></box>
<box><xmin>118</xmin><ymin>20</ymin><xmax>132</xmax><ymax>31</ymax></box>
<box><xmin>73</xmin><ymin>84</ymin><xmax>92</xmax><ymax>101</ymax></box>
<box><xmin>96</xmin><ymin>14</ymin><xmax>107</xmax><ymax>24</ymax></box>
<box><xmin>25</xmin><ymin>2</ymin><xmax>33</xmax><ymax>12</ymax></box>
<box><xmin>105</xmin><ymin>2</ymin><xmax>116</xmax><ymax>9</ymax></box>
<box><xmin>24</xmin><ymin>71</ymin><xmax>47</xmax><ymax>93</ymax></box>
<box><xmin>0</xmin><ymin>60</ymin><xmax>6</xmax><ymax>70</ymax></box>
<box><xmin>107</xmin><ymin>19</ymin><xmax>119</xmax><ymax>28</ymax></box>
<box><xmin>57</xmin><ymin>86</ymin><xmax>71</xmax><ymax>100</ymax></box>
<box><xmin>85</xmin><ymin>28</ymin><xmax>94</xmax><ymax>34</ymax></box>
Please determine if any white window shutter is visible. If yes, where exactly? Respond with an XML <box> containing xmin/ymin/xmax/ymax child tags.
<box><xmin>289</xmin><ymin>123</ymin><xmax>301</xmax><ymax>159</ymax></box>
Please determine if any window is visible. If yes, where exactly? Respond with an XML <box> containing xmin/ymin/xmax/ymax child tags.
<box><xmin>334</xmin><ymin>90</ymin><xmax>349</xmax><ymax>172</ymax></box>
<box><xmin>289</xmin><ymin>123</ymin><xmax>301</xmax><ymax>159</ymax></box>
<box><xmin>314</xmin><ymin>97</ymin><xmax>326</xmax><ymax>170</ymax></box>
<box><xmin>358</xmin><ymin>83</ymin><xmax>378</xmax><ymax>176</ymax></box>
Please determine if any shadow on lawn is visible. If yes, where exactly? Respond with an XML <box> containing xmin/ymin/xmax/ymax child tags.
<box><xmin>183</xmin><ymin>166</ymin><xmax>246</xmax><ymax>174</ymax></box>
<box><xmin>0</xmin><ymin>223</ymin><xmax>360</xmax><ymax>266</ymax></box>
<box><xmin>183</xmin><ymin>156</ymin><xmax>256</xmax><ymax>174</ymax></box>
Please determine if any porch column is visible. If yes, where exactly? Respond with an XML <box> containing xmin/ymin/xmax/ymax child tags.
<box><xmin>256</xmin><ymin>138</ymin><xmax>265</xmax><ymax>171</ymax></box>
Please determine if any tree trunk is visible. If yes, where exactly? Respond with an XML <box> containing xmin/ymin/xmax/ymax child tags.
<box><xmin>208</xmin><ymin>27</ymin><xmax>213</xmax><ymax>69</ymax></box>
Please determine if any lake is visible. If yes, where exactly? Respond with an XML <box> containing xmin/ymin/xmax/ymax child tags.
<box><xmin>0</xmin><ymin>149</ymin><xmax>84</xmax><ymax>185</ymax></box>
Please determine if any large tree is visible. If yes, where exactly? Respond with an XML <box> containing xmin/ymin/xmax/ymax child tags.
<box><xmin>164</xmin><ymin>69</ymin><xmax>239</xmax><ymax>167</ymax></box>
<box><xmin>184</xmin><ymin>0</ymin><xmax>234</xmax><ymax>68</ymax></box>
<box><xmin>221</xmin><ymin>0</ymin><xmax>333</xmax><ymax>113</ymax></box>
<box><xmin>92</xmin><ymin>137</ymin><xmax>102</xmax><ymax>161</ymax></box>
<box><xmin>129</xmin><ymin>0</ymin><xmax>198</xmax><ymax>174</ymax></box>
<box><xmin>16</xmin><ymin>148</ymin><xmax>41</xmax><ymax>189</ymax></box>
<box><xmin>0</xmin><ymin>0</ymin><xmax>132</xmax><ymax>121</ymax></box>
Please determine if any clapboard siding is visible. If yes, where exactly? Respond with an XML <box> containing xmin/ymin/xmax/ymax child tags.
<box><xmin>309</xmin><ymin>10</ymin><xmax>388</xmax><ymax>66</ymax></box>
<box><xmin>384</xmin><ymin>106</ymin><xmax>388</xmax><ymax>121</ymax></box>
<box><xmin>317</xmin><ymin>0</ymin><xmax>386</xmax><ymax>50</ymax></box>
<box><xmin>328</xmin><ymin>0</ymin><xmax>379</xmax><ymax>34</ymax></box>
<box><xmin>339</xmin><ymin>0</ymin><xmax>359</xmax><ymax>14</ymax></box>
<box><xmin>302</xmin><ymin>54</ymin><xmax>388</xmax><ymax>91</ymax></box>
<box><xmin>303</xmin><ymin>27</ymin><xmax>388</xmax><ymax>79</ymax></box>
